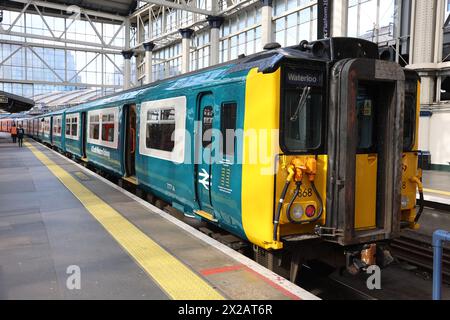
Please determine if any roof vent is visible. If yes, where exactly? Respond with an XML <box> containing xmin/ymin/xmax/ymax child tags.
<box><xmin>263</xmin><ymin>42</ymin><xmax>281</xmax><ymax>50</ymax></box>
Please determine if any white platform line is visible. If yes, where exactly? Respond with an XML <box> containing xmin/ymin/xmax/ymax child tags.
<box><xmin>417</xmin><ymin>193</ymin><xmax>450</xmax><ymax>206</ymax></box>
<box><xmin>35</xmin><ymin>141</ymin><xmax>320</xmax><ymax>300</ymax></box>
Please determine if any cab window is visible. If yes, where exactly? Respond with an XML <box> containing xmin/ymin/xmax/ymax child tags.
<box><xmin>356</xmin><ymin>84</ymin><xmax>377</xmax><ymax>152</ymax></box>
<box><xmin>281</xmin><ymin>67</ymin><xmax>324</xmax><ymax>152</ymax></box>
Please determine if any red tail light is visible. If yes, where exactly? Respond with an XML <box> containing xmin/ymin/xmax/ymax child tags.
<box><xmin>305</xmin><ymin>205</ymin><xmax>316</xmax><ymax>217</ymax></box>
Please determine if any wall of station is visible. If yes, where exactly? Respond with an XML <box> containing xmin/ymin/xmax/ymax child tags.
<box><xmin>419</xmin><ymin>110</ymin><xmax>450</xmax><ymax>169</ymax></box>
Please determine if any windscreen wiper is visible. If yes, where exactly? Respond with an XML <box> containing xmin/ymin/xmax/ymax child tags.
<box><xmin>290</xmin><ymin>86</ymin><xmax>311</xmax><ymax>122</ymax></box>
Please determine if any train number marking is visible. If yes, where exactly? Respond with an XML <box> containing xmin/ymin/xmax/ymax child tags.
<box><xmin>297</xmin><ymin>188</ymin><xmax>313</xmax><ymax>198</ymax></box>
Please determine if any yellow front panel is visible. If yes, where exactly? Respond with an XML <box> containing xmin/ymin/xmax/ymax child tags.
<box><xmin>242</xmin><ymin>68</ymin><xmax>282</xmax><ymax>250</ymax></box>
<box><xmin>401</xmin><ymin>152</ymin><xmax>419</xmax><ymax>223</ymax></box>
<box><xmin>354</xmin><ymin>154</ymin><xmax>377</xmax><ymax>230</ymax></box>
<box><xmin>275</xmin><ymin>155</ymin><xmax>327</xmax><ymax>236</ymax></box>
<box><xmin>401</xmin><ymin>79</ymin><xmax>421</xmax><ymax>225</ymax></box>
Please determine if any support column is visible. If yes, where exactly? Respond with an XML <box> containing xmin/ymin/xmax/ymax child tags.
<box><xmin>207</xmin><ymin>16</ymin><xmax>224</xmax><ymax>66</ymax></box>
<box><xmin>122</xmin><ymin>50</ymin><xmax>133</xmax><ymax>90</ymax></box>
<box><xmin>409</xmin><ymin>0</ymin><xmax>445</xmax><ymax>104</ymax></box>
<box><xmin>260</xmin><ymin>0</ymin><xmax>273</xmax><ymax>50</ymax></box>
<box><xmin>330</xmin><ymin>0</ymin><xmax>348</xmax><ymax>37</ymax></box>
<box><xmin>434</xmin><ymin>0</ymin><xmax>445</xmax><ymax>63</ymax></box>
<box><xmin>143</xmin><ymin>41</ymin><xmax>155</xmax><ymax>85</ymax></box>
<box><xmin>408</xmin><ymin>0</ymin><xmax>447</xmax><ymax>165</ymax></box>
<box><xmin>179</xmin><ymin>28</ymin><xmax>194</xmax><ymax>74</ymax></box>
<box><xmin>123</xmin><ymin>17</ymin><xmax>132</xmax><ymax>90</ymax></box>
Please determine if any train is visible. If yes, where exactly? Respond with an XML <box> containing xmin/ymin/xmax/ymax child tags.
<box><xmin>1</xmin><ymin>37</ymin><xmax>423</xmax><ymax>280</ymax></box>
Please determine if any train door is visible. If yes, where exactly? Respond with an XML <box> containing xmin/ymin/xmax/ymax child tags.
<box><xmin>326</xmin><ymin>59</ymin><xmax>404</xmax><ymax>246</ymax></box>
<box><xmin>195</xmin><ymin>93</ymin><xmax>215</xmax><ymax>217</ymax></box>
<box><xmin>124</xmin><ymin>104</ymin><xmax>137</xmax><ymax>178</ymax></box>
<box><xmin>50</xmin><ymin>117</ymin><xmax>53</xmax><ymax>144</ymax></box>
<box><xmin>81</xmin><ymin>112</ymin><xmax>87</xmax><ymax>158</ymax></box>
<box><xmin>354</xmin><ymin>85</ymin><xmax>378</xmax><ymax>230</ymax></box>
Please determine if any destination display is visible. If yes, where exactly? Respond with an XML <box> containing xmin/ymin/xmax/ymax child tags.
<box><xmin>285</xmin><ymin>68</ymin><xmax>323</xmax><ymax>87</ymax></box>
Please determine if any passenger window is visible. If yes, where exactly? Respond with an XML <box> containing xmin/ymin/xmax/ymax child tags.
<box><xmin>54</xmin><ymin>118</ymin><xmax>61</xmax><ymax>135</ymax></box>
<box><xmin>101</xmin><ymin>113</ymin><xmax>115</xmax><ymax>142</ymax></box>
<box><xmin>202</xmin><ymin>106</ymin><xmax>214</xmax><ymax>148</ymax></box>
<box><xmin>145</xmin><ymin>108</ymin><xmax>175</xmax><ymax>151</ymax></box>
<box><xmin>89</xmin><ymin>115</ymin><xmax>100</xmax><ymax>140</ymax></box>
<box><xmin>221</xmin><ymin>102</ymin><xmax>237</xmax><ymax>156</ymax></box>
<box><xmin>71</xmin><ymin>117</ymin><xmax>78</xmax><ymax>137</ymax></box>
<box><xmin>356</xmin><ymin>84</ymin><xmax>376</xmax><ymax>152</ymax></box>
<box><xmin>65</xmin><ymin>118</ymin><xmax>71</xmax><ymax>135</ymax></box>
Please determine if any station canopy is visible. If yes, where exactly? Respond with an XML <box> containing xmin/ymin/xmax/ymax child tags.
<box><xmin>32</xmin><ymin>88</ymin><xmax>118</xmax><ymax>111</ymax></box>
<box><xmin>0</xmin><ymin>91</ymin><xmax>35</xmax><ymax>114</ymax></box>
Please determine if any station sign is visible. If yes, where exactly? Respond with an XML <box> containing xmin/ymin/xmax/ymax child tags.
<box><xmin>317</xmin><ymin>0</ymin><xmax>331</xmax><ymax>39</ymax></box>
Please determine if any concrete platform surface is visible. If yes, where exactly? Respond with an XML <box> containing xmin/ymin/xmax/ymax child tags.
<box><xmin>421</xmin><ymin>170</ymin><xmax>450</xmax><ymax>205</ymax></box>
<box><xmin>0</xmin><ymin>133</ymin><xmax>317</xmax><ymax>300</ymax></box>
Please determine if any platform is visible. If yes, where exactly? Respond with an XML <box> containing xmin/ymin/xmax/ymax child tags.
<box><xmin>421</xmin><ymin>170</ymin><xmax>450</xmax><ymax>206</ymax></box>
<box><xmin>0</xmin><ymin>133</ymin><xmax>317</xmax><ymax>300</ymax></box>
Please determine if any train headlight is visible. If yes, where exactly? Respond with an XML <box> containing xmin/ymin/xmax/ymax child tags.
<box><xmin>290</xmin><ymin>204</ymin><xmax>303</xmax><ymax>222</ymax></box>
<box><xmin>401</xmin><ymin>196</ymin><xmax>409</xmax><ymax>208</ymax></box>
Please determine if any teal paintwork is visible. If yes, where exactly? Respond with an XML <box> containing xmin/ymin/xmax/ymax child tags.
<box><xmin>30</xmin><ymin>61</ymin><xmax>256</xmax><ymax>241</ymax></box>
<box><xmin>63</xmin><ymin>111</ymin><xmax>82</xmax><ymax>157</ymax></box>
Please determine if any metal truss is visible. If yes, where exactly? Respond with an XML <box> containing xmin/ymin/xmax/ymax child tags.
<box><xmin>1</xmin><ymin>0</ymin><xmax>261</xmax><ymax>93</ymax></box>
<box><xmin>0</xmin><ymin>0</ymin><xmax>128</xmax><ymax>91</ymax></box>
<box><xmin>0</xmin><ymin>41</ymin><xmax>124</xmax><ymax>89</ymax></box>
<box><xmin>0</xmin><ymin>0</ymin><xmax>126</xmax><ymax>51</ymax></box>
<box><xmin>140</xmin><ymin>0</ymin><xmax>215</xmax><ymax>16</ymax></box>
<box><xmin>130</xmin><ymin>0</ymin><xmax>259</xmax><ymax>50</ymax></box>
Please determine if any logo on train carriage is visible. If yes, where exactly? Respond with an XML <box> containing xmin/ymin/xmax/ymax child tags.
<box><xmin>198</xmin><ymin>168</ymin><xmax>210</xmax><ymax>190</ymax></box>
<box><xmin>286</xmin><ymin>69</ymin><xmax>323</xmax><ymax>87</ymax></box>
<box><xmin>91</xmin><ymin>145</ymin><xmax>110</xmax><ymax>158</ymax></box>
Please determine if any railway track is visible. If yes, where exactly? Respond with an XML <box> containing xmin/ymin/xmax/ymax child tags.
<box><xmin>391</xmin><ymin>230</ymin><xmax>450</xmax><ymax>284</ymax></box>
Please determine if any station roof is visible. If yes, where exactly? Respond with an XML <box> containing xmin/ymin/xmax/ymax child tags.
<box><xmin>3</xmin><ymin>0</ymin><xmax>137</xmax><ymax>18</ymax></box>
<box><xmin>47</xmin><ymin>0</ymin><xmax>137</xmax><ymax>16</ymax></box>
<box><xmin>0</xmin><ymin>91</ymin><xmax>35</xmax><ymax>114</ymax></box>
<box><xmin>33</xmin><ymin>88</ymin><xmax>118</xmax><ymax>110</ymax></box>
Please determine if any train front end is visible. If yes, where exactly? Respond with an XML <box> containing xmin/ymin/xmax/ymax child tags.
<box><xmin>268</xmin><ymin>38</ymin><xmax>415</xmax><ymax>273</ymax></box>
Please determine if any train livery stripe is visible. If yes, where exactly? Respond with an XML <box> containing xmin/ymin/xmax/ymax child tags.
<box><xmin>24</xmin><ymin>142</ymin><xmax>224</xmax><ymax>300</ymax></box>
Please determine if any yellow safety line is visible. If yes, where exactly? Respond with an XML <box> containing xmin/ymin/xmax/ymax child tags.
<box><xmin>423</xmin><ymin>188</ymin><xmax>450</xmax><ymax>197</ymax></box>
<box><xmin>24</xmin><ymin>142</ymin><xmax>224</xmax><ymax>300</ymax></box>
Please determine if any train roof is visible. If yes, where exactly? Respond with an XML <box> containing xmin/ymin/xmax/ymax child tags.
<box><xmin>37</xmin><ymin>37</ymin><xmax>380</xmax><ymax>116</ymax></box>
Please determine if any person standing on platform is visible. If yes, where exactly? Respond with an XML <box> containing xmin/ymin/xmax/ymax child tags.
<box><xmin>10</xmin><ymin>123</ymin><xmax>17</xmax><ymax>143</ymax></box>
<box><xmin>17</xmin><ymin>125</ymin><xmax>25</xmax><ymax>147</ymax></box>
